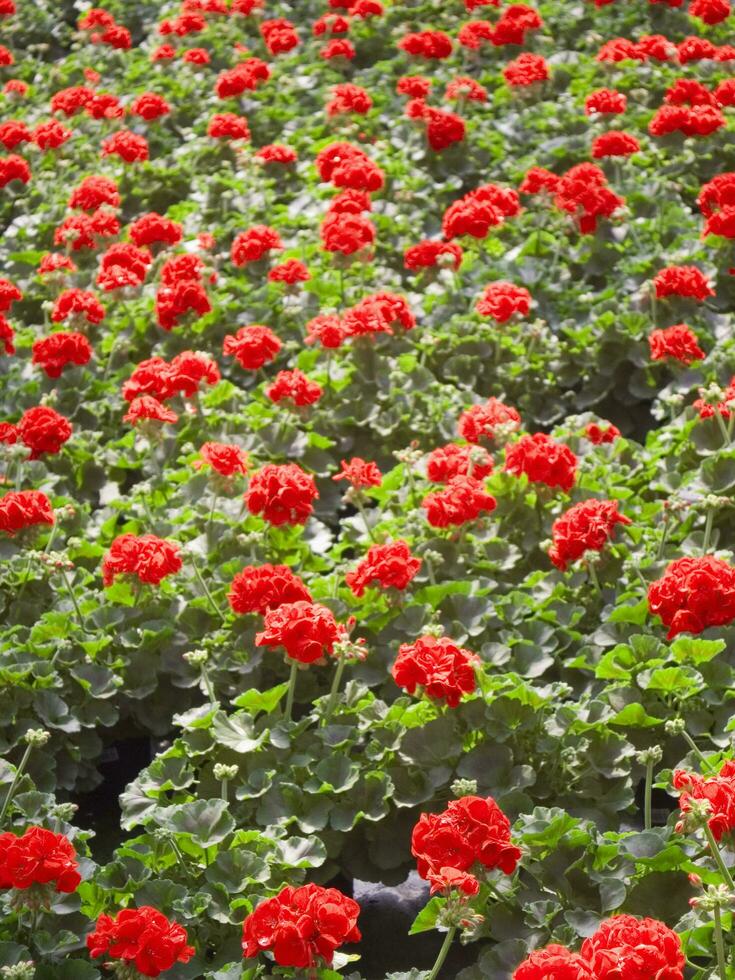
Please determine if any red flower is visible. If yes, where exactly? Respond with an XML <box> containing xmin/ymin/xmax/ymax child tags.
<box><xmin>321</xmin><ymin>212</ymin><xmax>375</xmax><ymax>254</ymax></box>
<box><xmin>585</xmin><ymin>421</ymin><xmax>621</xmax><ymax>444</ymax></box>
<box><xmin>155</xmin><ymin>280</ymin><xmax>211</xmax><ymax>331</ymax></box>
<box><xmin>427</xmin><ymin>443</ymin><xmax>493</xmax><ymax>482</ymax></box>
<box><xmin>0</xmin><ymin>315</ymin><xmax>13</xmax><ymax>355</ymax></box>
<box><xmin>100</xmin><ymin>130</ymin><xmax>149</xmax><ymax>163</ymax></box>
<box><xmin>649</xmin><ymin>324</ymin><xmax>705</xmax><ymax>365</ymax></box>
<box><xmin>0</xmin><ymin>154</ymin><xmax>31</xmax><ymax>188</ymax></box>
<box><xmin>245</xmin><ymin>463</ymin><xmax>318</xmax><ymax>526</ymax></box>
<box><xmin>33</xmin><ymin>120</ymin><xmax>73</xmax><ymax>151</ymax></box>
<box><xmin>182</xmin><ymin>47</ymin><xmax>210</xmax><ymax>64</ymax></box>
<box><xmin>422</xmin><ymin>475</ymin><xmax>497</xmax><ymax>528</ymax></box>
<box><xmin>513</xmin><ymin>945</ymin><xmax>595</xmax><ymax>980</ymax></box>
<box><xmin>17</xmin><ymin>406</ymin><xmax>72</xmax><ymax>459</ymax></box>
<box><xmin>316</xmin><ymin>142</ymin><xmax>384</xmax><ymax>192</ymax></box>
<box><xmin>649</xmin><ymin>104</ymin><xmax>725</xmax><ymax>138</ymax></box>
<box><xmin>0</xmin><ymin>120</ymin><xmax>31</xmax><ymax>150</ymax></box>
<box><xmin>223</xmin><ymin>324</ymin><xmax>281</xmax><ymax>370</ymax></box>
<box><xmin>194</xmin><ymin>442</ymin><xmax>249</xmax><ymax>477</ymax></box>
<box><xmin>404</xmin><ymin>240</ymin><xmax>463</xmax><ymax>272</ymax></box>
<box><xmin>321</xmin><ymin>38</ymin><xmax>357</xmax><ymax>60</ymax></box>
<box><xmin>266</xmin><ymin>369</ymin><xmax>323</xmax><ymax>407</ymax></box>
<box><xmin>580</xmin><ymin>915</ymin><xmax>685</xmax><ymax>980</ymax></box>
<box><xmin>242</xmin><ymin>884</ymin><xmax>360</xmax><ymax>968</ymax></box>
<box><xmin>0</xmin><ymin>827</ymin><xmax>80</xmax><ymax>893</ymax></box>
<box><xmin>0</xmin><ymin>490</ymin><xmax>54</xmax><ymax>536</ymax></box>
<box><xmin>397</xmin><ymin>75</ymin><xmax>432</xmax><ymax>98</ymax></box>
<box><xmin>32</xmin><ymin>332</ymin><xmax>92</xmax><ymax>378</ymax></box>
<box><xmin>427</xmin><ymin>867</ymin><xmax>480</xmax><ymax>897</ymax></box>
<box><xmin>673</xmin><ymin>760</ymin><xmax>735</xmax><ymax>840</ymax></box>
<box><xmin>52</xmin><ymin>289</ymin><xmax>105</xmax><ymax>325</ymax></box>
<box><xmin>549</xmin><ymin>499</ymin><xmax>631</xmax><ymax>570</ymax></box>
<box><xmin>585</xmin><ymin>88</ymin><xmax>627</xmax><ymax>115</ymax></box>
<box><xmin>505</xmin><ymin>433</ymin><xmax>577</xmax><ymax>492</ymax></box>
<box><xmin>554</xmin><ymin>163</ymin><xmax>624</xmax><ymax>233</ymax></box>
<box><xmin>392</xmin><ymin>634</ymin><xmax>479</xmax><ymax>707</ymax></box>
<box><xmin>124</xmin><ymin>396</ymin><xmax>178</xmax><ymax>426</ymax></box>
<box><xmin>215</xmin><ymin>59</ymin><xmax>271</xmax><ymax>98</ymax></box>
<box><xmin>305</xmin><ymin>314</ymin><xmax>347</xmax><ymax>349</ymax></box>
<box><xmin>268</xmin><ymin>260</ymin><xmax>310</xmax><ymax>285</ymax></box>
<box><xmin>399</xmin><ymin>31</ymin><xmax>453</xmax><ymax>59</ymax></box>
<box><xmin>87</xmin><ymin>906</ymin><xmax>194</xmax><ymax>978</ymax></box>
<box><xmin>260</xmin><ymin>18</ymin><xmax>299</xmax><ymax>55</ymax></box>
<box><xmin>690</xmin><ymin>0</ymin><xmax>731</xmax><ymax>23</ymax></box>
<box><xmin>129</xmin><ymin>213</ymin><xmax>182</xmax><ymax>249</ymax></box>
<box><xmin>69</xmin><ymin>175</ymin><xmax>120</xmax><ymax>211</ymax></box>
<box><xmin>421</xmin><ymin>106</ymin><xmax>466</xmax><ymax>152</ymax></box>
<box><xmin>412</xmin><ymin>795</ymin><xmax>521</xmax><ymax>879</ymax></box>
<box><xmin>39</xmin><ymin>253</ymin><xmax>76</xmax><ymax>276</ymax></box>
<box><xmin>256</xmin><ymin>600</ymin><xmax>343</xmax><ymax>663</ymax></box>
<box><xmin>54</xmin><ymin>209</ymin><xmax>120</xmax><ymax>251</ymax></box>
<box><xmin>458</xmin><ymin>397</ymin><xmax>521</xmax><ymax>444</ymax></box>
<box><xmin>327</xmin><ymin>83</ymin><xmax>372</xmax><ymax>116</ymax></box>
<box><xmin>333</xmin><ymin>457</ymin><xmax>382</xmax><ymax>489</ymax></box>
<box><xmin>255</xmin><ymin>143</ymin><xmax>298</xmax><ymax>164</ymax></box>
<box><xmin>130</xmin><ymin>93</ymin><xmax>170</xmax><ymax>121</ymax></box>
<box><xmin>648</xmin><ymin>555</ymin><xmax>735</xmax><ymax>639</ymax></box>
<box><xmin>665</xmin><ymin>79</ymin><xmax>715</xmax><ymax>107</ymax></box>
<box><xmin>653</xmin><ymin>266</ymin><xmax>714</xmax><ymax>301</ymax></box>
<box><xmin>592</xmin><ymin>131</ymin><xmax>640</xmax><ymax>158</ymax></box>
<box><xmin>446</xmin><ymin>76</ymin><xmax>487</xmax><ymax>103</ymax></box>
<box><xmin>165</xmin><ymin>351</ymin><xmax>220</xmax><ymax>398</ymax></box>
<box><xmin>208</xmin><ymin>112</ymin><xmax>251</xmax><ymax>140</ymax></box>
<box><xmin>231</xmin><ymin>225</ymin><xmax>283</xmax><ymax>265</ymax></box>
<box><xmin>345</xmin><ymin>540</ymin><xmax>421</xmax><ymax>596</ymax></box>
<box><xmin>102</xmin><ymin>534</ymin><xmax>182</xmax><ymax>587</ymax></box>
<box><xmin>503</xmin><ymin>53</ymin><xmax>549</xmax><ymax>87</ymax></box>
<box><xmin>228</xmin><ymin>564</ymin><xmax>312</xmax><ymax>615</ymax></box>
<box><xmin>0</xmin><ymin>277</ymin><xmax>21</xmax><ymax>313</ymax></box>
<box><xmin>476</xmin><ymin>282</ymin><xmax>531</xmax><ymax>323</ymax></box>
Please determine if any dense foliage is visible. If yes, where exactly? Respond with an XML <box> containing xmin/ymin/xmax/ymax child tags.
<box><xmin>3</xmin><ymin>0</ymin><xmax>735</xmax><ymax>977</ymax></box>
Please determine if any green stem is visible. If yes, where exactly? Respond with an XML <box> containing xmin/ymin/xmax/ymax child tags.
<box><xmin>644</xmin><ymin>758</ymin><xmax>653</xmax><ymax>831</ymax></box>
<box><xmin>714</xmin><ymin>903</ymin><xmax>727</xmax><ymax>980</ymax></box>
<box><xmin>0</xmin><ymin>742</ymin><xmax>33</xmax><ymax>826</ymax></box>
<box><xmin>587</xmin><ymin>561</ymin><xmax>601</xmax><ymax>594</ymax></box>
<box><xmin>60</xmin><ymin>567</ymin><xmax>86</xmax><ymax>629</ymax></box>
<box><xmin>201</xmin><ymin>665</ymin><xmax>217</xmax><ymax>708</ymax></box>
<box><xmin>704</xmin><ymin>823</ymin><xmax>735</xmax><ymax>890</ymax></box>
<box><xmin>681</xmin><ymin>730</ymin><xmax>714</xmax><ymax>771</ymax></box>
<box><xmin>221</xmin><ymin>778</ymin><xmax>229</xmax><ymax>802</ymax></box>
<box><xmin>427</xmin><ymin>927</ymin><xmax>456</xmax><ymax>980</ymax></box>
<box><xmin>322</xmin><ymin>657</ymin><xmax>347</xmax><ymax>725</ymax></box>
<box><xmin>354</xmin><ymin>497</ymin><xmax>375</xmax><ymax>542</ymax></box>
<box><xmin>284</xmin><ymin>659</ymin><xmax>298</xmax><ymax>723</ymax></box>
<box><xmin>192</xmin><ymin>560</ymin><xmax>226</xmax><ymax>624</ymax></box>
<box><xmin>702</xmin><ymin>508</ymin><xmax>715</xmax><ymax>554</ymax></box>
<box><xmin>169</xmin><ymin>836</ymin><xmax>194</xmax><ymax>883</ymax></box>
<box><xmin>715</xmin><ymin>409</ymin><xmax>730</xmax><ymax>446</ymax></box>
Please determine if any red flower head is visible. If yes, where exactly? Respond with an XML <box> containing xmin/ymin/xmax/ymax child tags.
<box><xmin>585</xmin><ymin>89</ymin><xmax>627</xmax><ymax>115</ymax></box>
<box><xmin>673</xmin><ymin>759</ymin><xmax>735</xmax><ymax>840</ymax></box>
<box><xmin>427</xmin><ymin>867</ymin><xmax>480</xmax><ymax>897</ymax></box>
<box><xmin>476</xmin><ymin>282</ymin><xmax>531</xmax><ymax>323</ymax></box>
<box><xmin>690</xmin><ymin>0</ymin><xmax>731</xmax><ymax>23</ymax></box>
<box><xmin>504</xmin><ymin>52</ymin><xmax>549</xmax><ymax>87</ymax></box>
<box><xmin>215</xmin><ymin>59</ymin><xmax>271</xmax><ymax>98</ymax></box>
<box><xmin>0</xmin><ymin>155</ymin><xmax>31</xmax><ymax>188</ymax></box>
<box><xmin>665</xmin><ymin>79</ymin><xmax>715</xmax><ymax>107</ymax></box>
<box><xmin>102</xmin><ymin>534</ymin><xmax>182</xmax><ymax>587</ymax></box>
<box><xmin>321</xmin><ymin>38</ymin><xmax>357</xmax><ymax>60</ymax></box>
<box><xmin>131</xmin><ymin>93</ymin><xmax>171</xmax><ymax>121</ymax></box>
<box><xmin>87</xmin><ymin>906</ymin><xmax>194</xmax><ymax>977</ymax></box>
<box><xmin>0</xmin><ymin>315</ymin><xmax>13</xmax><ymax>355</ymax></box>
<box><xmin>242</xmin><ymin>884</ymin><xmax>360</xmax><ymax>968</ymax></box>
<box><xmin>648</xmin><ymin>555</ymin><xmax>735</xmax><ymax>639</ymax></box>
<box><xmin>412</xmin><ymin>795</ymin><xmax>521</xmax><ymax>880</ymax></box>
<box><xmin>129</xmin><ymin>213</ymin><xmax>182</xmax><ymax>249</ymax></box>
<box><xmin>504</xmin><ymin>433</ymin><xmax>578</xmax><ymax>492</ymax></box>
<box><xmin>345</xmin><ymin>539</ymin><xmax>421</xmax><ymax>596</ymax></box>
<box><xmin>228</xmin><ymin>564</ymin><xmax>312</xmax><ymax>615</ymax></box>
<box><xmin>0</xmin><ymin>277</ymin><xmax>21</xmax><ymax>313</ymax></box>
<box><xmin>52</xmin><ymin>289</ymin><xmax>105</xmax><ymax>326</ymax></box>
<box><xmin>245</xmin><ymin>463</ymin><xmax>318</xmax><ymax>526</ymax></box>
<box><xmin>585</xmin><ymin>421</ymin><xmax>621</xmax><ymax>444</ymax></box>
<box><xmin>458</xmin><ymin>397</ymin><xmax>521</xmax><ymax>444</ymax></box>
<box><xmin>256</xmin><ymin>600</ymin><xmax>343</xmax><ymax>663</ymax></box>
<box><xmin>0</xmin><ymin>490</ymin><xmax>54</xmax><ymax>537</ymax></box>
<box><xmin>100</xmin><ymin>130</ymin><xmax>149</xmax><ymax>163</ymax></box>
<box><xmin>165</xmin><ymin>351</ymin><xmax>220</xmax><ymax>398</ymax></box>
<box><xmin>223</xmin><ymin>324</ymin><xmax>281</xmax><ymax>370</ymax></box>
<box><xmin>0</xmin><ymin>827</ymin><xmax>81</xmax><ymax>893</ymax></box>
<box><xmin>316</xmin><ymin>142</ymin><xmax>384</xmax><ymax>192</ymax></box>
<box><xmin>592</xmin><ymin>131</ymin><xmax>640</xmax><ymax>158</ymax></box>
<box><xmin>155</xmin><ymin>280</ymin><xmax>211</xmax><ymax>331</ymax></box>
<box><xmin>427</xmin><ymin>443</ymin><xmax>493</xmax><ymax>482</ymax></box>
<box><xmin>327</xmin><ymin>83</ymin><xmax>373</xmax><ymax>116</ymax></box>
<box><xmin>404</xmin><ymin>240</ymin><xmax>463</xmax><ymax>272</ymax></box>
<box><xmin>305</xmin><ymin>314</ymin><xmax>347</xmax><ymax>349</ymax></box>
<box><xmin>397</xmin><ymin>76</ymin><xmax>432</xmax><ymax>98</ymax></box>
<box><xmin>554</xmin><ymin>163</ymin><xmax>624</xmax><ymax>233</ymax></box>
<box><xmin>422</xmin><ymin>475</ymin><xmax>497</xmax><ymax>528</ymax></box>
<box><xmin>208</xmin><ymin>112</ymin><xmax>251</xmax><ymax>141</ymax></box>
<box><xmin>0</xmin><ymin>120</ymin><xmax>31</xmax><ymax>151</ymax></box>
<box><xmin>231</xmin><ymin>225</ymin><xmax>283</xmax><ymax>265</ymax></box>
<box><xmin>446</xmin><ymin>76</ymin><xmax>487</xmax><ymax>103</ymax></box>
<box><xmin>124</xmin><ymin>396</ymin><xmax>178</xmax><ymax>426</ymax></box>
<box><xmin>39</xmin><ymin>253</ymin><xmax>77</xmax><ymax>276</ymax></box>
<box><xmin>32</xmin><ymin>332</ymin><xmax>92</xmax><ymax>378</ymax></box>
<box><xmin>442</xmin><ymin>189</ymin><xmax>502</xmax><ymax>240</ymax></box>
<box><xmin>333</xmin><ymin>457</ymin><xmax>382</xmax><ymax>490</ymax></box>
<box><xmin>549</xmin><ymin>499</ymin><xmax>631</xmax><ymax>570</ymax></box>
<box><xmin>255</xmin><ymin>143</ymin><xmax>298</xmax><ymax>164</ymax></box>
<box><xmin>268</xmin><ymin>260</ymin><xmax>310</xmax><ymax>285</ymax></box>
<box><xmin>519</xmin><ymin>167</ymin><xmax>561</xmax><ymax>196</ymax></box>
<box><xmin>17</xmin><ymin>406</ymin><xmax>72</xmax><ymax>459</ymax></box>
<box><xmin>195</xmin><ymin>442</ymin><xmax>249</xmax><ymax>478</ymax></box>
<box><xmin>321</xmin><ymin>212</ymin><xmax>375</xmax><ymax>255</ymax></box>
<box><xmin>260</xmin><ymin>18</ymin><xmax>299</xmax><ymax>55</ymax></box>
<box><xmin>54</xmin><ymin>210</ymin><xmax>120</xmax><ymax>252</ymax></box>
<box><xmin>513</xmin><ymin>944</ymin><xmax>595</xmax><ymax>980</ymax></box>
<box><xmin>580</xmin><ymin>915</ymin><xmax>685</xmax><ymax>980</ymax></box>
<box><xmin>266</xmin><ymin>369</ymin><xmax>323</xmax><ymax>407</ymax></box>
<box><xmin>399</xmin><ymin>30</ymin><xmax>453</xmax><ymax>59</ymax></box>
<box><xmin>392</xmin><ymin>634</ymin><xmax>479</xmax><ymax>707</ymax></box>
<box><xmin>653</xmin><ymin>266</ymin><xmax>714</xmax><ymax>301</ymax></box>
<box><xmin>69</xmin><ymin>175</ymin><xmax>120</xmax><ymax>212</ymax></box>
<box><xmin>649</xmin><ymin>324</ymin><xmax>705</xmax><ymax>365</ymax></box>
<box><xmin>182</xmin><ymin>47</ymin><xmax>210</xmax><ymax>64</ymax></box>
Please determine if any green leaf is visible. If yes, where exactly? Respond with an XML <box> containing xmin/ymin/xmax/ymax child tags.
<box><xmin>165</xmin><ymin>799</ymin><xmax>235</xmax><ymax>848</ymax></box>
<box><xmin>231</xmin><ymin>683</ymin><xmax>289</xmax><ymax>714</ymax></box>
<box><xmin>409</xmin><ymin>897</ymin><xmax>445</xmax><ymax>935</ymax></box>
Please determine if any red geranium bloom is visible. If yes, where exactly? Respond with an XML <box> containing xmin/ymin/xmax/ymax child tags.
<box><xmin>231</xmin><ymin>225</ymin><xmax>283</xmax><ymax>265</ymax></box>
<box><xmin>260</xmin><ymin>18</ymin><xmax>299</xmax><ymax>55</ymax></box>
<box><xmin>422</xmin><ymin>475</ymin><xmax>497</xmax><ymax>528</ymax></box>
<box><xmin>321</xmin><ymin>38</ymin><xmax>357</xmax><ymax>60</ymax></box>
<box><xmin>580</xmin><ymin>915</ymin><xmax>685</xmax><ymax>980</ymax></box>
<box><xmin>39</xmin><ymin>253</ymin><xmax>77</xmax><ymax>276</ymax></box>
<box><xmin>124</xmin><ymin>396</ymin><xmax>178</xmax><ymax>426</ymax></box>
<box><xmin>345</xmin><ymin>540</ymin><xmax>421</xmax><ymax>596</ymax></box>
<box><xmin>585</xmin><ymin>89</ymin><xmax>627</xmax><ymax>115</ymax></box>
<box><xmin>194</xmin><ymin>442</ymin><xmax>249</xmax><ymax>478</ymax></box>
<box><xmin>549</xmin><ymin>499</ymin><xmax>631</xmax><ymax>570</ymax></box>
<box><xmin>446</xmin><ymin>76</ymin><xmax>487</xmax><ymax>103</ymax></box>
<box><xmin>315</xmin><ymin>142</ymin><xmax>384</xmax><ymax>192</ymax></box>
<box><xmin>100</xmin><ymin>130</ymin><xmax>149</xmax><ymax>163</ymax></box>
<box><xmin>0</xmin><ymin>120</ymin><xmax>31</xmax><ymax>150</ymax></box>
<box><xmin>513</xmin><ymin>945</ymin><xmax>595</xmax><ymax>980</ymax></box>
<box><xmin>181</xmin><ymin>47</ymin><xmax>211</xmax><ymax>64</ymax></box>
<box><xmin>321</xmin><ymin>211</ymin><xmax>375</xmax><ymax>254</ymax></box>
<box><xmin>129</xmin><ymin>212</ymin><xmax>182</xmax><ymax>249</ymax></box>
<box><xmin>268</xmin><ymin>259</ymin><xmax>310</xmax><ymax>285</ymax></box>
<box><xmin>0</xmin><ymin>154</ymin><xmax>31</xmax><ymax>188</ymax></box>
<box><xmin>305</xmin><ymin>314</ymin><xmax>347</xmax><ymax>349</ymax></box>
<box><xmin>554</xmin><ymin>163</ymin><xmax>624</xmax><ymax>233</ymax></box>
<box><xmin>87</xmin><ymin>906</ymin><xmax>194</xmax><ymax>978</ymax></box>
<box><xmin>228</xmin><ymin>564</ymin><xmax>312</xmax><ymax>615</ymax></box>
<box><xmin>505</xmin><ymin>433</ymin><xmax>578</xmax><ymax>492</ymax></box>
<box><xmin>51</xmin><ymin>289</ymin><xmax>105</xmax><ymax>325</ymax></box>
<box><xmin>17</xmin><ymin>406</ymin><xmax>72</xmax><ymax>459</ymax></box>
<box><xmin>242</xmin><ymin>884</ymin><xmax>360</xmax><ymax>968</ymax></box>
<box><xmin>392</xmin><ymin>634</ymin><xmax>479</xmax><ymax>707</ymax></box>
<box><xmin>0</xmin><ymin>490</ymin><xmax>55</xmax><ymax>536</ymax></box>
<box><xmin>0</xmin><ymin>277</ymin><xmax>21</xmax><ymax>313</ymax></box>
<box><xmin>476</xmin><ymin>282</ymin><xmax>531</xmax><ymax>323</ymax></box>
<box><xmin>255</xmin><ymin>143</ymin><xmax>298</xmax><ymax>164</ymax></box>
<box><xmin>592</xmin><ymin>131</ymin><xmax>640</xmax><ymax>158</ymax></box>
<box><xmin>653</xmin><ymin>266</ymin><xmax>714</xmax><ymax>301</ymax></box>
<box><xmin>266</xmin><ymin>369</ymin><xmax>323</xmax><ymax>407</ymax></box>
<box><xmin>404</xmin><ymin>240</ymin><xmax>463</xmax><ymax>272</ymax></box>
<box><xmin>32</xmin><ymin>332</ymin><xmax>92</xmax><ymax>377</ymax></box>
<box><xmin>327</xmin><ymin>83</ymin><xmax>372</xmax><ymax>116</ymax></box>
<box><xmin>458</xmin><ymin>397</ymin><xmax>521</xmax><ymax>444</ymax></box>
<box><xmin>649</xmin><ymin>324</ymin><xmax>705</xmax><ymax>365</ymax></box>
<box><xmin>130</xmin><ymin>93</ymin><xmax>171</xmax><ymax>121</ymax></box>
<box><xmin>0</xmin><ymin>827</ymin><xmax>80</xmax><ymax>893</ymax></box>
<box><xmin>585</xmin><ymin>421</ymin><xmax>621</xmax><ymax>444</ymax></box>
<box><xmin>333</xmin><ymin>457</ymin><xmax>382</xmax><ymax>489</ymax></box>
<box><xmin>215</xmin><ymin>59</ymin><xmax>271</xmax><ymax>98</ymax></box>
<box><xmin>399</xmin><ymin>30</ymin><xmax>453</xmax><ymax>59</ymax></box>
<box><xmin>690</xmin><ymin>0</ymin><xmax>731</xmax><ymax>23</ymax></box>
<box><xmin>673</xmin><ymin>759</ymin><xmax>735</xmax><ymax>841</ymax></box>
<box><xmin>397</xmin><ymin>75</ymin><xmax>432</xmax><ymax>98</ymax></box>
<box><xmin>223</xmin><ymin>324</ymin><xmax>281</xmax><ymax>370</ymax></box>
<box><xmin>54</xmin><ymin>210</ymin><xmax>120</xmax><ymax>251</ymax></box>
<box><xmin>69</xmin><ymin>175</ymin><xmax>120</xmax><ymax>212</ymax></box>
<box><xmin>412</xmin><ymin>795</ymin><xmax>521</xmax><ymax>879</ymax></box>
<box><xmin>245</xmin><ymin>463</ymin><xmax>318</xmax><ymax>526</ymax></box>
<box><xmin>426</xmin><ymin>443</ymin><xmax>493</xmax><ymax>482</ymax></box>
<box><xmin>648</xmin><ymin>555</ymin><xmax>735</xmax><ymax>639</ymax></box>
<box><xmin>665</xmin><ymin>79</ymin><xmax>715</xmax><ymax>107</ymax></box>
<box><xmin>504</xmin><ymin>52</ymin><xmax>549</xmax><ymax>87</ymax></box>
<box><xmin>0</xmin><ymin>315</ymin><xmax>13</xmax><ymax>354</ymax></box>
<box><xmin>427</xmin><ymin>867</ymin><xmax>480</xmax><ymax>897</ymax></box>
<box><xmin>208</xmin><ymin>112</ymin><xmax>250</xmax><ymax>141</ymax></box>
<box><xmin>256</xmin><ymin>600</ymin><xmax>343</xmax><ymax>663</ymax></box>
<box><xmin>102</xmin><ymin>534</ymin><xmax>182</xmax><ymax>587</ymax></box>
